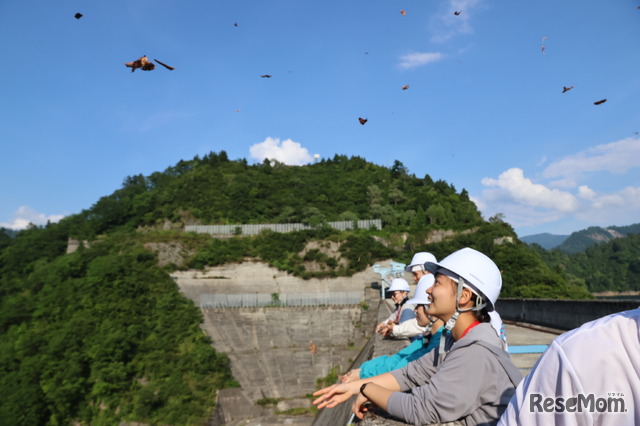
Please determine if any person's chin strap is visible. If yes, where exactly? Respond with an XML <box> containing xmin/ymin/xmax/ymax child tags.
<box><xmin>423</xmin><ymin>317</ymin><xmax>436</xmax><ymax>335</ymax></box>
<box><xmin>438</xmin><ymin>277</ymin><xmax>488</xmax><ymax>356</ymax></box>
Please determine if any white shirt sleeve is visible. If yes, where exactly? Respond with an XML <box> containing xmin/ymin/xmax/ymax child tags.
<box><xmin>391</xmin><ymin>318</ymin><xmax>427</xmax><ymax>339</ymax></box>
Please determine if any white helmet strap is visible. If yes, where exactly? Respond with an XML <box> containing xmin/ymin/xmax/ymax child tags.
<box><xmin>423</xmin><ymin>317</ymin><xmax>436</xmax><ymax>335</ymax></box>
<box><xmin>438</xmin><ymin>276</ymin><xmax>487</xmax><ymax>357</ymax></box>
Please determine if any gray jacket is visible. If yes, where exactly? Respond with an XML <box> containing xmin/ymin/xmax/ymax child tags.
<box><xmin>387</xmin><ymin>322</ymin><xmax>522</xmax><ymax>426</ymax></box>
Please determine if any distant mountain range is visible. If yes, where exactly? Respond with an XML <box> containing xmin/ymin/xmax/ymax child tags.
<box><xmin>521</xmin><ymin>223</ymin><xmax>640</xmax><ymax>253</ymax></box>
<box><xmin>520</xmin><ymin>233</ymin><xmax>570</xmax><ymax>250</ymax></box>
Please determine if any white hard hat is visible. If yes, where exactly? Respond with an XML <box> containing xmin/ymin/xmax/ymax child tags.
<box><xmin>405</xmin><ymin>274</ymin><xmax>435</xmax><ymax>305</ymax></box>
<box><xmin>424</xmin><ymin>247</ymin><xmax>501</xmax><ymax>311</ymax></box>
<box><xmin>386</xmin><ymin>277</ymin><xmax>410</xmax><ymax>292</ymax></box>
<box><xmin>405</xmin><ymin>252</ymin><xmax>437</xmax><ymax>272</ymax></box>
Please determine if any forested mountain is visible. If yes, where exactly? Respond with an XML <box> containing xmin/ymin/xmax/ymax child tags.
<box><xmin>0</xmin><ymin>151</ymin><xmax>592</xmax><ymax>425</ymax></box>
<box><xmin>521</xmin><ymin>224</ymin><xmax>640</xmax><ymax>253</ymax></box>
<box><xmin>532</xmin><ymin>232</ymin><xmax>640</xmax><ymax>293</ymax></box>
<box><xmin>556</xmin><ymin>224</ymin><xmax>640</xmax><ymax>254</ymax></box>
<box><xmin>62</xmin><ymin>153</ymin><xmax>485</xmax><ymax>238</ymax></box>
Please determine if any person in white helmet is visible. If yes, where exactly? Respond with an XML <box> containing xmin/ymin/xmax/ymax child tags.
<box><xmin>498</xmin><ymin>307</ymin><xmax>640</xmax><ymax>425</ymax></box>
<box><xmin>313</xmin><ymin>247</ymin><xmax>522</xmax><ymax>425</ymax></box>
<box><xmin>374</xmin><ymin>277</ymin><xmax>416</xmax><ymax>336</ymax></box>
<box><xmin>339</xmin><ymin>274</ymin><xmax>445</xmax><ymax>383</ymax></box>
<box><xmin>380</xmin><ymin>252</ymin><xmax>439</xmax><ymax>340</ymax></box>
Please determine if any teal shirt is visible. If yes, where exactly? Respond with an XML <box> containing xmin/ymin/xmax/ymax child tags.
<box><xmin>360</xmin><ymin>327</ymin><xmax>444</xmax><ymax>379</ymax></box>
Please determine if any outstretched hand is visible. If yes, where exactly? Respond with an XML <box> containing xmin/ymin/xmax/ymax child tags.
<box><xmin>312</xmin><ymin>383</ymin><xmax>357</xmax><ymax>409</ymax></box>
<box><xmin>352</xmin><ymin>394</ymin><xmax>373</xmax><ymax>419</ymax></box>
<box><xmin>339</xmin><ymin>368</ymin><xmax>361</xmax><ymax>383</ymax></box>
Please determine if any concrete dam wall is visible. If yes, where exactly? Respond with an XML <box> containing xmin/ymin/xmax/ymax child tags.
<box><xmin>172</xmin><ymin>261</ymin><xmax>385</xmax><ymax>424</ymax></box>
<box><xmin>199</xmin><ymin>305</ymin><xmax>375</xmax><ymax>402</ymax></box>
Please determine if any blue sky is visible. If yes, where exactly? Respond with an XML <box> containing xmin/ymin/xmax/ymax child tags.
<box><xmin>1</xmin><ymin>0</ymin><xmax>639</xmax><ymax>237</ymax></box>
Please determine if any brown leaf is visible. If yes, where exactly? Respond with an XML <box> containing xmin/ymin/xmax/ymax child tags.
<box><xmin>402</xmin><ymin>85</ymin><xmax>410</xmax><ymax>90</ymax></box>
<box><xmin>400</xmin><ymin>10</ymin><xmax>407</xmax><ymax>15</ymax></box>
<box><xmin>358</xmin><ymin>117</ymin><xmax>368</xmax><ymax>125</ymax></box>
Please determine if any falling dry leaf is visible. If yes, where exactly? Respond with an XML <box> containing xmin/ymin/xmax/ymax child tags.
<box><xmin>400</xmin><ymin>10</ymin><xmax>407</xmax><ymax>16</ymax></box>
<box><xmin>154</xmin><ymin>59</ymin><xmax>175</xmax><ymax>70</ymax></box>
<box><xmin>358</xmin><ymin>117</ymin><xmax>368</xmax><ymax>125</ymax></box>
<box><xmin>124</xmin><ymin>55</ymin><xmax>155</xmax><ymax>72</ymax></box>
<box><xmin>454</xmin><ymin>10</ymin><xmax>461</xmax><ymax>15</ymax></box>
<box><xmin>562</xmin><ymin>85</ymin><xmax>574</xmax><ymax>93</ymax></box>
<box><xmin>74</xmin><ymin>13</ymin><xmax>83</xmax><ymax>19</ymax></box>
<box><xmin>309</xmin><ymin>343</ymin><xmax>317</xmax><ymax>355</ymax></box>
<box><xmin>594</xmin><ymin>99</ymin><xmax>607</xmax><ymax>105</ymax></box>
<box><xmin>402</xmin><ymin>85</ymin><xmax>410</xmax><ymax>90</ymax></box>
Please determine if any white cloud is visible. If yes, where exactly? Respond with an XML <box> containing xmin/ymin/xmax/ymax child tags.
<box><xmin>543</xmin><ymin>137</ymin><xmax>640</xmax><ymax>187</ymax></box>
<box><xmin>430</xmin><ymin>0</ymin><xmax>482</xmax><ymax>43</ymax></box>
<box><xmin>481</xmin><ymin>168</ymin><xmax>579</xmax><ymax>212</ymax></box>
<box><xmin>398</xmin><ymin>52</ymin><xmax>444</xmax><ymax>69</ymax></box>
<box><xmin>249</xmin><ymin>137</ymin><xmax>313</xmax><ymax>166</ymax></box>
<box><xmin>0</xmin><ymin>206</ymin><xmax>65</xmax><ymax>230</ymax></box>
<box><xmin>574</xmin><ymin>186</ymin><xmax>640</xmax><ymax>225</ymax></box>
<box><xmin>577</xmin><ymin>185</ymin><xmax>597</xmax><ymax>200</ymax></box>
<box><xmin>476</xmin><ymin>146</ymin><xmax>640</xmax><ymax>233</ymax></box>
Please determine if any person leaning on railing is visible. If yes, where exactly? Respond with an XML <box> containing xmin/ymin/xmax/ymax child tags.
<box><xmin>313</xmin><ymin>247</ymin><xmax>522</xmax><ymax>426</ymax></box>
<box><xmin>340</xmin><ymin>273</ymin><xmax>444</xmax><ymax>383</ymax></box>
<box><xmin>374</xmin><ymin>278</ymin><xmax>416</xmax><ymax>336</ymax></box>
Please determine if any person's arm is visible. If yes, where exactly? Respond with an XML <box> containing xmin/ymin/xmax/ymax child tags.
<box><xmin>398</xmin><ymin>305</ymin><xmax>416</xmax><ymax>323</ymax></box>
<box><xmin>351</xmin><ymin>382</ymin><xmax>397</xmax><ymax>419</ymax></box>
<box><xmin>391</xmin><ymin>318</ymin><xmax>426</xmax><ymax>339</ymax></box>
<box><xmin>312</xmin><ymin>372</ymin><xmax>401</xmax><ymax>409</ymax></box>
<box><xmin>360</xmin><ymin>337</ymin><xmax>425</xmax><ymax>378</ymax></box>
<box><xmin>387</xmin><ymin>343</ymin><xmax>496</xmax><ymax>424</ymax></box>
<box><xmin>376</xmin><ymin>310</ymin><xmax>397</xmax><ymax>333</ymax></box>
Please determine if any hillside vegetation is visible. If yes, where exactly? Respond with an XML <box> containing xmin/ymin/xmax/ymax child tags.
<box><xmin>556</xmin><ymin>224</ymin><xmax>640</xmax><ymax>254</ymax></box>
<box><xmin>0</xmin><ymin>152</ymin><xmax>592</xmax><ymax>425</ymax></box>
<box><xmin>533</xmin><ymin>232</ymin><xmax>640</xmax><ymax>293</ymax></box>
<box><xmin>522</xmin><ymin>223</ymin><xmax>640</xmax><ymax>253</ymax></box>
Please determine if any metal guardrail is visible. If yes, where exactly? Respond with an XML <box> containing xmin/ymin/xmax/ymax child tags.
<box><xmin>185</xmin><ymin>219</ymin><xmax>382</xmax><ymax>235</ymax></box>
<box><xmin>199</xmin><ymin>291</ymin><xmax>363</xmax><ymax>308</ymax></box>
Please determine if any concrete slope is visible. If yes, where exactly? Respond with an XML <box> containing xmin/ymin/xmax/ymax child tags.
<box><xmin>173</xmin><ymin>261</ymin><xmax>388</xmax><ymax>405</ymax></box>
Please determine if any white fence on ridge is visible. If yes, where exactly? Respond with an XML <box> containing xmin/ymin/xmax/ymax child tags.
<box><xmin>185</xmin><ymin>219</ymin><xmax>382</xmax><ymax>236</ymax></box>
